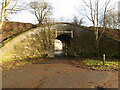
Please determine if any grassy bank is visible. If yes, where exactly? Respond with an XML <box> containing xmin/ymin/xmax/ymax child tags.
<box><xmin>71</xmin><ymin>59</ymin><xmax>120</xmax><ymax>71</ymax></box>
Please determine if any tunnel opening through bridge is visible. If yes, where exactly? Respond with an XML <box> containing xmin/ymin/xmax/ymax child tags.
<box><xmin>54</xmin><ymin>34</ymin><xmax>72</xmax><ymax>57</ymax></box>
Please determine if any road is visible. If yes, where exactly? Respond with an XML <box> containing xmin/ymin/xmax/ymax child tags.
<box><xmin>2</xmin><ymin>59</ymin><xmax>119</xmax><ymax>88</ymax></box>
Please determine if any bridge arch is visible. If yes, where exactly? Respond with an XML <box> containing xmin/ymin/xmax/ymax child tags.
<box><xmin>55</xmin><ymin>34</ymin><xmax>73</xmax><ymax>56</ymax></box>
<box><xmin>56</xmin><ymin>34</ymin><xmax>72</xmax><ymax>44</ymax></box>
<box><xmin>1</xmin><ymin>23</ymin><xmax>117</xmax><ymax>62</ymax></box>
<box><xmin>0</xmin><ymin>23</ymin><xmax>75</xmax><ymax>62</ymax></box>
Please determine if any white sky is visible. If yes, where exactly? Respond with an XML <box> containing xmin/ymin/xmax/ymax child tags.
<box><xmin>5</xmin><ymin>0</ymin><xmax>119</xmax><ymax>25</ymax></box>
<box><xmin>48</xmin><ymin>0</ymin><xmax>80</xmax><ymax>19</ymax></box>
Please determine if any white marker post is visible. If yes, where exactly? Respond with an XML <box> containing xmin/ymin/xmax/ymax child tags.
<box><xmin>103</xmin><ymin>54</ymin><xmax>105</xmax><ymax>65</ymax></box>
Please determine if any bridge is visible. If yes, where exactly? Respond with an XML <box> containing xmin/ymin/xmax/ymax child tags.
<box><xmin>0</xmin><ymin>23</ymin><xmax>119</xmax><ymax>62</ymax></box>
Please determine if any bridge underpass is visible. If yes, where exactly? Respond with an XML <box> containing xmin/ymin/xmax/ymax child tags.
<box><xmin>54</xmin><ymin>25</ymin><xmax>73</xmax><ymax>58</ymax></box>
<box><xmin>0</xmin><ymin>23</ymin><xmax>118</xmax><ymax>62</ymax></box>
<box><xmin>54</xmin><ymin>34</ymin><xmax>73</xmax><ymax>57</ymax></box>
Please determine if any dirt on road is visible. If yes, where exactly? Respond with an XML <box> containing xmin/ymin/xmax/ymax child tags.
<box><xmin>2</xmin><ymin>59</ymin><xmax>119</xmax><ymax>88</ymax></box>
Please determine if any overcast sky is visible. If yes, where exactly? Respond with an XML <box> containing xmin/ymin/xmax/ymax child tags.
<box><xmin>5</xmin><ymin>0</ymin><xmax>119</xmax><ymax>26</ymax></box>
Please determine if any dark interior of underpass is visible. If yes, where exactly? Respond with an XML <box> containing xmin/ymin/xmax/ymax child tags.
<box><xmin>54</xmin><ymin>34</ymin><xmax>72</xmax><ymax>57</ymax></box>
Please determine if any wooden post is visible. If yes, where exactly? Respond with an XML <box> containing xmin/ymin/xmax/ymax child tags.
<box><xmin>71</xmin><ymin>30</ymin><xmax>73</xmax><ymax>38</ymax></box>
<box><xmin>103</xmin><ymin>54</ymin><xmax>105</xmax><ymax>65</ymax></box>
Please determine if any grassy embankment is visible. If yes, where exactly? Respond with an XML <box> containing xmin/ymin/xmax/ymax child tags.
<box><xmin>71</xmin><ymin>59</ymin><xmax>120</xmax><ymax>71</ymax></box>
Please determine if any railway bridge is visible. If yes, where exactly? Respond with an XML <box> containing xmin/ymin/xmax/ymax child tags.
<box><xmin>0</xmin><ymin>23</ymin><xmax>119</xmax><ymax>62</ymax></box>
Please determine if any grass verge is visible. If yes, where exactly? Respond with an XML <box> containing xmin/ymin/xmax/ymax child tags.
<box><xmin>71</xmin><ymin>59</ymin><xmax>120</xmax><ymax>71</ymax></box>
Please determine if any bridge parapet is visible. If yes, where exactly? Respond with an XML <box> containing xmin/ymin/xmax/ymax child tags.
<box><xmin>51</xmin><ymin>24</ymin><xmax>74</xmax><ymax>38</ymax></box>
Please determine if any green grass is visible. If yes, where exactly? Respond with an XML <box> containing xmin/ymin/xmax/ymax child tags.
<box><xmin>72</xmin><ymin>59</ymin><xmax>120</xmax><ymax>71</ymax></box>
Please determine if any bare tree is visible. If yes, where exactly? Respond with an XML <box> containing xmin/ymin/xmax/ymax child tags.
<box><xmin>0</xmin><ymin>0</ymin><xmax>30</xmax><ymax>29</ymax></box>
<box><xmin>79</xmin><ymin>18</ymin><xmax>84</xmax><ymax>26</ymax></box>
<box><xmin>97</xmin><ymin>0</ymin><xmax>111</xmax><ymax>44</ymax></box>
<box><xmin>0</xmin><ymin>0</ymin><xmax>17</xmax><ymax>28</ymax></box>
<box><xmin>77</xmin><ymin>0</ymin><xmax>117</xmax><ymax>53</ymax></box>
<box><xmin>30</xmin><ymin>0</ymin><xmax>52</xmax><ymax>24</ymax></box>
<box><xmin>72</xmin><ymin>16</ymin><xmax>84</xmax><ymax>25</ymax></box>
<box><xmin>73</xmin><ymin>16</ymin><xmax>78</xmax><ymax>25</ymax></box>
<box><xmin>78</xmin><ymin>0</ymin><xmax>100</xmax><ymax>42</ymax></box>
<box><xmin>100</xmin><ymin>10</ymin><xmax>118</xmax><ymax>29</ymax></box>
<box><xmin>97</xmin><ymin>1</ymin><xmax>118</xmax><ymax>44</ymax></box>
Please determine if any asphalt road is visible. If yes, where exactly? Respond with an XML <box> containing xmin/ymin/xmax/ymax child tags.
<box><xmin>2</xmin><ymin>59</ymin><xmax>119</xmax><ymax>88</ymax></box>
